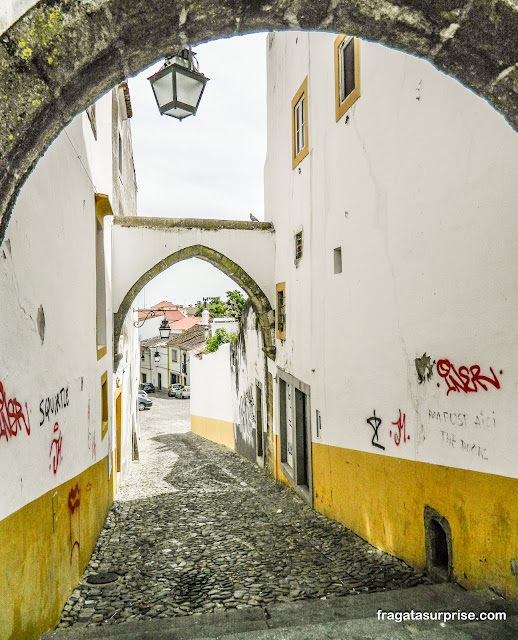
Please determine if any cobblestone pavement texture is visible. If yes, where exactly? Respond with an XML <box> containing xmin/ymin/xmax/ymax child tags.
<box><xmin>57</xmin><ymin>393</ymin><xmax>429</xmax><ymax>630</ymax></box>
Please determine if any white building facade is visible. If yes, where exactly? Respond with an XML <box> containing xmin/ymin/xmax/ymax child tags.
<box><xmin>0</xmin><ymin>85</ymin><xmax>140</xmax><ymax>640</ymax></box>
<box><xmin>191</xmin><ymin>32</ymin><xmax>518</xmax><ymax>599</ymax></box>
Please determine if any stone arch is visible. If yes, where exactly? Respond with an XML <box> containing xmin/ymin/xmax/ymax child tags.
<box><xmin>113</xmin><ymin>244</ymin><xmax>276</xmax><ymax>368</ymax></box>
<box><xmin>1</xmin><ymin>1</ymin><xmax>517</xmax><ymax>244</ymax></box>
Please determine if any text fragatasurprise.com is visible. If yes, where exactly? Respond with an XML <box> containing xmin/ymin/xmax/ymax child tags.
<box><xmin>377</xmin><ymin>609</ymin><xmax>506</xmax><ymax>623</ymax></box>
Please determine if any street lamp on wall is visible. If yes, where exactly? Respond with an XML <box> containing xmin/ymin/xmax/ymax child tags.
<box><xmin>133</xmin><ymin>310</ymin><xmax>172</xmax><ymax>340</ymax></box>
<box><xmin>148</xmin><ymin>48</ymin><xmax>209</xmax><ymax>121</ymax></box>
<box><xmin>158</xmin><ymin>319</ymin><xmax>171</xmax><ymax>340</ymax></box>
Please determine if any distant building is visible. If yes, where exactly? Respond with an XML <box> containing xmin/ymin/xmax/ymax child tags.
<box><xmin>140</xmin><ymin>324</ymin><xmax>206</xmax><ymax>388</ymax></box>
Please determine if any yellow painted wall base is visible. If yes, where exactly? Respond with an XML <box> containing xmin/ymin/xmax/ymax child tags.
<box><xmin>0</xmin><ymin>456</ymin><xmax>114</xmax><ymax>640</ymax></box>
<box><xmin>273</xmin><ymin>434</ymin><xmax>291</xmax><ymax>488</ymax></box>
<box><xmin>312</xmin><ymin>442</ymin><xmax>518</xmax><ymax>598</ymax></box>
<box><xmin>191</xmin><ymin>415</ymin><xmax>235</xmax><ymax>450</ymax></box>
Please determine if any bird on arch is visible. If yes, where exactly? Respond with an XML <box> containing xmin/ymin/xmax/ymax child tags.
<box><xmin>249</xmin><ymin>213</ymin><xmax>259</xmax><ymax>222</ymax></box>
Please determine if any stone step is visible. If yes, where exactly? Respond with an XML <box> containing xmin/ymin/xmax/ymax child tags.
<box><xmin>41</xmin><ymin>583</ymin><xmax>518</xmax><ymax>640</ymax></box>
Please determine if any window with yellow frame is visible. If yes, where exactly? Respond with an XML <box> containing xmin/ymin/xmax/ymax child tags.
<box><xmin>276</xmin><ymin>282</ymin><xmax>286</xmax><ymax>340</ymax></box>
<box><xmin>95</xmin><ymin>194</ymin><xmax>113</xmax><ymax>360</ymax></box>
<box><xmin>334</xmin><ymin>36</ymin><xmax>360</xmax><ymax>122</ymax></box>
<box><xmin>292</xmin><ymin>77</ymin><xmax>308</xmax><ymax>169</ymax></box>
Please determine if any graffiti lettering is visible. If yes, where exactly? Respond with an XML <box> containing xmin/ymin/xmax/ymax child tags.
<box><xmin>389</xmin><ymin>410</ymin><xmax>410</xmax><ymax>445</ymax></box>
<box><xmin>49</xmin><ymin>422</ymin><xmax>63</xmax><ymax>474</ymax></box>
<box><xmin>0</xmin><ymin>382</ymin><xmax>30</xmax><ymax>443</ymax></box>
<box><xmin>366</xmin><ymin>411</ymin><xmax>385</xmax><ymax>450</ymax></box>
<box><xmin>474</xmin><ymin>410</ymin><xmax>496</xmax><ymax>430</ymax></box>
<box><xmin>428</xmin><ymin>408</ymin><xmax>496</xmax><ymax>430</ymax></box>
<box><xmin>429</xmin><ymin>409</ymin><xmax>467</xmax><ymax>428</ymax></box>
<box><xmin>88</xmin><ymin>425</ymin><xmax>96</xmax><ymax>461</ymax></box>
<box><xmin>440</xmin><ymin>430</ymin><xmax>488</xmax><ymax>460</ymax></box>
<box><xmin>436</xmin><ymin>360</ymin><xmax>501</xmax><ymax>396</ymax></box>
<box><xmin>68</xmin><ymin>484</ymin><xmax>81</xmax><ymax>563</ymax></box>
<box><xmin>39</xmin><ymin>387</ymin><xmax>69</xmax><ymax>426</ymax></box>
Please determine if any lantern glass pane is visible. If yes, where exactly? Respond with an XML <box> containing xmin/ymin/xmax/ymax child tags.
<box><xmin>151</xmin><ymin>72</ymin><xmax>174</xmax><ymax>109</ymax></box>
<box><xmin>175</xmin><ymin>70</ymin><xmax>206</xmax><ymax>109</ymax></box>
<box><xmin>163</xmin><ymin>105</ymin><xmax>192</xmax><ymax>119</ymax></box>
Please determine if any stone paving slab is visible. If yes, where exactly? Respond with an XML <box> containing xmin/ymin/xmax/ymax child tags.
<box><xmin>51</xmin><ymin>396</ymin><xmax>430</xmax><ymax>632</ymax></box>
<box><xmin>42</xmin><ymin>584</ymin><xmax>518</xmax><ymax>639</ymax></box>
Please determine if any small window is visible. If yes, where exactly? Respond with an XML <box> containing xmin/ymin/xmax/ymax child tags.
<box><xmin>101</xmin><ymin>371</ymin><xmax>108</xmax><ymax>441</ymax></box>
<box><xmin>171</xmin><ymin>349</ymin><xmax>178</xmax><ymax>362</ymax></box>
<box><xmin>94</xmin><ymin>194</ymin><xmax>113</xmax><ymax>360</ymax></box>
<box><xmin>334</xmin><ymin>36</ymin><xmax>360</xmax><ymax>122</ymax></box>
<box><xmin>334</xmin><ymin>247</ymin><xmax>342</xmax><ymax>274</ymax></box>
<box><xmin>118</xmin><ymin>132</ymin><xmax>123</xmax><ymax>175</ymax></box>
<box><xmin>292</xmin><ymin>77</ymin><xmax>309</xmax><ymax>169</ymax></box>
<box><xmin>276</xmin><ymin>282</ymin><xmax>286</xmax><ymax>340</ymax></box>
<box><xmin>86</xmin><ymin>104</ymin><xmax>97</xmax><ymax>140</ymax></box>
<box><xmin>295</xmin><ymin>231</ymin><xmax>303</xmax><ymax>262</ymax></box>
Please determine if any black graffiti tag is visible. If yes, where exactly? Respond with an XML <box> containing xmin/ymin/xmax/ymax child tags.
<box><xmin>367</xmin><ymin>410</ymin><xmax>385</xmax><ymax>450</ymax></box>
<box><xmin>39</xmin><ymin>387</ymin><xmax>69</xmax><ymax>426</ymax></box>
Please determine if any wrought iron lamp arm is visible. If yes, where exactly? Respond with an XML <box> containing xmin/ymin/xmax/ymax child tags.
<box><xmin>133</xmin><ymin>309</ymin><xmax>157</xmax><ymax>328</ymax></box>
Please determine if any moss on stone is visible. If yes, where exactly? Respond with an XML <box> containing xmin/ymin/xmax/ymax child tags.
<box><xmin>113</xmin><ymin>216</ymin><xmax>274</xmax><ymax>232</ymax></box>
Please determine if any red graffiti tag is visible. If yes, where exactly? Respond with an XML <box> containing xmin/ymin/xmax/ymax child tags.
<box><xmin>437</xmin><ymin>359</ymin><xmax>501</xmax><ymax>396</ymax></box>
<box><xmin>390</xmin><ymin>410</ymin><xmax>410</xmax><ymax>446</ymax></box>
<box><xmin>0</xmin><ymin>382</ymin><xmax>30</xmax><ymax>443</ymax></box>
<box><xmin>88</xmin><ymin>424</ymin><xmax>96</xmax><ymax>461</ymax></box>
<box><xmin>68</xmin><ymin>484</ymin><xmax>81</xmax><ymax>563</ymax></box>
<box><xmin>49</xmin><ymin>421</ymin><xmax>63</xmax><ymax>474</ymax></box>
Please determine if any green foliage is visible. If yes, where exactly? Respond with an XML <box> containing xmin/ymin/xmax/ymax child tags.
<box><xmin>204</xmin><ymin>328</ymin><xmax>237</xmax><ymax>353</ymax></box>
<box><xmin>225</xmin><ymin>290</ymin><xmax>245</xmax><ymax>319</ymax></box>
<box><xmin>194</xmin><ymin>290</ymin><xmax>246</xmax><ymax>320</ymax></box>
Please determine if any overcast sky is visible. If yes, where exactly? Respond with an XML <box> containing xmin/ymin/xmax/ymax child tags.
<box><xmin>129</xmin><ymin>33</ymin><xmax>267</xmax><ymax>308</ymax></box>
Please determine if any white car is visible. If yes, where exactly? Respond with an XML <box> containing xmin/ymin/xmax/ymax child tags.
<box><xmin>175</xmin><ymin>385</ymin><xmax>190</xmax><ymax>399</ymax></box>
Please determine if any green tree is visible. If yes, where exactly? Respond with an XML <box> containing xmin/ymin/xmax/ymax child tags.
<box><xmin>225</xmin><ymin>289</ymin><xmax>245</xmax><ymax>319</ymax></box>
<box><xmin>194</xmin><ymin>292</ymin><xmax>246</xmax><ymax>319</ymax></box>
<box><xmin>204</xmin><ymin>328</ymin><xmax>237</xmax><ymax>353</ymax></box>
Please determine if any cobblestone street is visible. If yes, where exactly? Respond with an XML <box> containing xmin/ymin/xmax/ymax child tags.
<box><xmin>56</xmin><ymin>394</ymin><xmax>428</xmax><ymax>630</ymax></box>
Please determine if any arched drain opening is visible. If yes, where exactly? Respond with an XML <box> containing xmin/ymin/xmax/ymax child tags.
<box><xmin>86</xmin><ymin>572</ymin><xmax>120</xmax><ymax>585</ymax></box>
<box><xmin>424</xmin><ymin>506</ymin><xmax>453</xmax><ymax>583</ymax></box>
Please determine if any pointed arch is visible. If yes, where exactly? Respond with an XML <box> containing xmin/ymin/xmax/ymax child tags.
<box><xmin>113</xmin><ymin>244</ymin><xmax>276</xmax><ymax>369</ymax></box>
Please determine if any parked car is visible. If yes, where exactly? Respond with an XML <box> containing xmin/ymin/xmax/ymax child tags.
<box><xmin>168</xmin><ymin>383</ymin><xmax>184</xmax><ymax>397</ymax></box>
<box><xmin>175</xmin><ymin>385</ymin><xmax>190</xmax><ymax>399</ymax></box>
<box><xmin>138</xmin><ymin>397</ymin><xmax>152</xmax><ymax>411</ymax></box>
<box><xmin>139</xmin><ymin>382</ymin><xmax>155</xmax><ymax>393</ymax></box>
<box><xmin>138</xmin><ymin>391</ymin><xmax>153</xmax><ymax>411</ymax></box>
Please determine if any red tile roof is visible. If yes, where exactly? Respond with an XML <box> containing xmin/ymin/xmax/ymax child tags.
<box><xmin>150</xmin><ymin>301</ymin><xmax>181</xmax><ymax>310</ymax></box>
<box><xmin>165</xmin><ymin>309</ymin><xmax>186</xmax><ymax>323</ymax></box>
<box><xmin>169</xmin><ymin>316</ymin><xmax>203</xmax><ymax>331</ymax></box>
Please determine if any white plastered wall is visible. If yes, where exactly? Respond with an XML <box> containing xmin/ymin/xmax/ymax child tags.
<box><xmin>0</xmin><ymin>88</ymin><xmax>139</xmax><ymax>521</ymax></box>
<box><xmin>265</xmin><ymin>32</ymin><xmax>518</xmax><ymax>479</ymax></box>
<box><xmin>190</xmin><ymin>344</ymin><xmax>233</xmax><ymax>424</ymax></box>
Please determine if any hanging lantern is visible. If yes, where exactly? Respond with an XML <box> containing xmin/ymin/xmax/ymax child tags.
<box><xmin>148</xmin><ymin>48</ymin><xmax>209</xmax><ymax>121</ymax></box>
<box><xmin>159</xmin><ymin>319</ymin><xmax>172</xmax><ymax>340</ymax></box>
